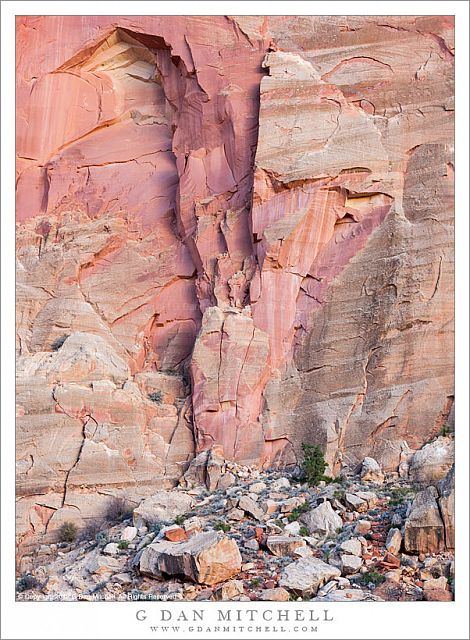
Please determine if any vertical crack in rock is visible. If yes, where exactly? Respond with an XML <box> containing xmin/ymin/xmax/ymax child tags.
<box><xmin>16</xmin><ymin>16</ymin><xmax>454</xmax><ymax>537</ymax></box>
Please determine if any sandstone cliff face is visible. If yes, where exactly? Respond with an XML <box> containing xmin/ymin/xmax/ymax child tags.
<box><xmin>16</xmin><ymin>16</ymin><xmax>454</xmax><ymax>545</ymax></box>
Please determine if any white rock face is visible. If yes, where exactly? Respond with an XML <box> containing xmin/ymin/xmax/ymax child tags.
<box><xmin>279</xmin><ymin>557</ymin><xmax>341</xmax><ymax>597</ymax></box>
<box><xmin>120</xmin><ymin>526</ymin><xmax>137</xmax><ymax>542</ymax></box>
<box><xmin>339</xmin><ymin>538</ymin><xmax>362</xmax><ymax>557</ymax></box>
<box><xmin>340</xmin><ymin>554</ymin><xmax>362</xmax><ymax>575</ymax></box>
<box><xmin>409</xmin><ymin>437</ymin><xmax>454</xmax><ymax>485</ymax></box>
<box><xmin>133</xmin><ymin>491</ymin><xmax>194</xmax><ymax>527</ymax></box>
<box><xmin>300</xmin><ymin>501</ymin><xmax>342</xmax><ymax>536</ymax></box>
<box><xmin>360</xmin><ymin>457</ymin><xmax>385</xmax><ymax>484</ymax></box>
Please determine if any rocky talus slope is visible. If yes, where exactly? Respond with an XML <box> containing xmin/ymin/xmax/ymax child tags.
<box><xmin>16</xmin><ymin>451</ymin><xmax>454</xmax><ymax>602</ymax></box>
<box><xmin>16</xmin><ymin>15</ymin><xmax>454</xmax><ymax>551</ymax></box>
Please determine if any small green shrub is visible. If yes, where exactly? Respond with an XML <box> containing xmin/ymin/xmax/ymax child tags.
<box><xmin>441</xmin><ymin>423</ymin><xmax>451</xmax><ymax>437</ymax></box>
<box><xmin>301</xmin><ymin>443</ymin><xmax>328</xmax><ymax>487</ymax></box>
<box><xmin>250</xmin><ymin>577</ymin><xmax>262</xmax><ymax>588</ymax></box>
<box><xmin>299</xmin><ymin>525</ymin><xmax>309</xmax><ymax>537</ymax></box>
<box><xmin>388</xmin><ymin>486</ymin><xmax>415</xmax><ymax>507</ymax></box>
<box><xmin>51</xmin><ymin>334</ymin><xmax>69</xmax><ymax>351</ymax></box>
<box><xmin>58</xmin><ymin>521</ymin><xmax>77</xmax><ymax>543</ymax></box>
<box><xmin>214</xmin><ymin>521</ymin><xmax>230</xmax><ymax>533</ymax></box>
<box><xmin>148</xmin><ymin>391</ymin><xmax>163</xmax><ymax>404</ymax></box>
<box><xmin>118</xmin><ymin>540</ymin><xmax>129</xmax><ymax>550</ymax></box>
<box><xmin>174</xmin><ymin>514</ymin><xmax>186</xmax><ymax>526</ymax></box>
<box><xmin>16</xmin><ymin>573</ymin><xmax>40</xmax><ymax>593</ymax></box>
<box><xmin>361</xmin><ymin>569</ymin><xmax>386</xmax><ymax>586</ymax></box>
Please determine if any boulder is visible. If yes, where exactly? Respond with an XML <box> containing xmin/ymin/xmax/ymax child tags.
<box><xmin>140</xmin><ymin>531</ymin><xmax>242</xmax><ymax>585</ymax></box>
<box><xmin>355</xmin><ymin>490</ymin><xmax>378</xmax><ymax>509</ymax></box>
<box><xmin>344</xmin><ymin>493</ymin><xmax>368</xmax><ymax>512</ymax></box>
<box><xmin>272</xmin><ymin>477</ymin><xmax>290</xmax><ymax>491</ymax></box>
<box><xmin>385</xmin><ymin>528</ymin><xmax>402</xmax><ymax>555</ymax></box>
<box><xmin>249</xmin><ymin>481</ymin><xmax>267</xmax><ymax>494</ymax></box>
<box><xmin>423</xmin><ymin>576</ymin><xmax>448</xmax><ymax>591</ymax></box>
<box><xmin>164</xmin><ymin>526</ymin><xmax>188</xmax><ymax>542</ymax></box>
<box><xmin>133</xmin><ymin>491</ymin><xmax>194</xmax><ymax>527</ymax></box>
<box><xmin>437</xmin><ymin>464</ymin><xmax>455</xmax><ymax>549</ymax></box>
<box><xmin>339</xmin><ymin>538</ymin><xmax>362</xmax><ymax>557</ymax></box>
<box><xmin>213</xmin><ymin>579</ymin><xmax>244</xmax><ymax>600</ymax></box>
<box><xmin>120</xmin><ymin>526</ymin><xmax>137</xmax><ymax>542</ymax></box>
<box><xmin>217</xmin><ymin>472</ymin><xmax>236</xmax><ymax>491</ymax></box>
<box><xmin>206</xmin><ymin>447</ymin><xmax>225</xmax><ymax>491</ymax></box>
<box><xmin>180</xmin><ymin>451</ymin><xmax>210</xmax><ymax>489</ymax></box>
<box><xmin>103</xmin><ymin>543</ymin><xmax>119</xmax><ymax>555</ymax></box>
<box><xmin>259</xmin><ymin>587</ymin><xmax>290</xmax><ymax>601</ymax></box>
<box><xmin>354</xmin><ymin>520</ymin><xmax>372</xmax><ymax>535</ymax></box>
<box><xmin>423</xmin><ymin>589</ymin><xmax>453</xmax><ymax>601</ymax></box>
<box><xmin>300</xmin><ymin>501</ymin><xmax>342</xmax><ymax>537</ymax></box>
<box><xmin>87</xmin><ymin>554</ymin><xmax>123</xmax><ymax>576</ymax></box>
<box><xmin>266</xmin><ymin>535</ymin><xmax>306</xmax><ymax>557</ymax></box>
<box><xmin>404</xmin><ymin>486</ymin><xmax>445</xmax><ymax>554</ymax></box>
<box><xmin>238</xmin><ymin>495</ymin><xmax>264</xmax><ymax>520</ymax></box>
<box><xmin>340</xmin><ymin>554</ymin><xmax>362</xmax><ymax>575</ymax></box>
<box><xmin>360</xmin><ymin>457</ymin><xmax>385</xmax><ymax>484</ymax></box>
<box><xmin>409</xmin><ymin>437</ymin><xmax>454</xmax><ymax>485</ymax></box>
<box><xmin>279</xmin><ymin>557</ymin><xmax>341</xmax><ymax>597</ymax></box>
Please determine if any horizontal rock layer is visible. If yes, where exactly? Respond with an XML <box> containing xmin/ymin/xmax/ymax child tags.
<box><xmin>16</xmin><ymin>16</ymin><xmax>454</xmax><ymax>546</ymax></box>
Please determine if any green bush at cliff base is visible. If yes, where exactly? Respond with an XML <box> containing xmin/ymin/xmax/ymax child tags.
<box><xmin>301</xmin><ymin>443</ymin><xmax>329</xmax><ymax>487</ymax></box>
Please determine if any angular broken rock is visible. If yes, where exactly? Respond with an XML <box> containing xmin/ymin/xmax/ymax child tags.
<box><xmin>238</xmin><ymin>495</ymin><xmax>264</xmax><ymax>520</ymax></box>
<box><xmin>133</xmin><ymin>491</ymin><xmax>194</xmax><ymax>527</ymax></box>
<box><xmin>360</xmin><ymin>457</ymin><xmax>385</xmax><ymax>484</ymax></box>
<box><xmin>340</xmin><ymin>554</ymin><xmax>362</xmax><ymax>576</ymax></box>
<box><xmin>206</xmin><ymin>447</ymin><xmax>225</xmax><ymax>491</ymax></box>
<box><xmin>259</xmin><ymin>587</ymin><xmax>290</xmax><ymax>602</ymax></box>
<box><xmin>344</xmin><ymin>493</ymin><xmax>368</xmax><ymax>512</ymax></box>
<box><xmin>409</xmin><ymin>437</ymin><xmax>454</xmax><ymax>485</ymax></box>
<box><xmin>266</xmin><ymin>535</ymin><xmax>306</xmax><ymax>557</ymax></box>
<box><xmin>213</xmin><ymin>579</ymin><xmax>244</xmax><ymax>600</ymax></box>
<box><xmin>300</xmin><ymin>501</ymin><xmax>342</xmax><ymax>537</ymax></box>
<box><xmin>180</xmin><ymin>451</ymin><xmax>209</xmax><ymax>489</ymax></box>
<box><xmin>404</xmin><ymin>486</ymin><xmax>445</xmax><ymax>554</ymax></box>
<box><xmin>139</xmin><ymin>531</ymin><xmax>242</xmax><ymax>585</ymax></box>
<box><xmin>120</xmin><ymin>526</ymin><xmax>137</xmax><ymax>542</ymax></box>
<box><xmin>385</xmin><ymin>528</ymin><xmax>403</xmax><ymax>555</ymax></box>
<box><xmin>279</xmin><ymin>557</ymin><xmax>341</xmax><ymax>597</ymax></box>
<box><xmin>339</xmin><ymin>538</ymin><xmax>362</xmax><ymax>557</ymax></box>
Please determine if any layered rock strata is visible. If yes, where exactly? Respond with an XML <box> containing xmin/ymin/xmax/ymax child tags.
<box><xmin>16</xmin><ymin>16</ymin><xmax>454</xmax><ymax>545</ymax></box>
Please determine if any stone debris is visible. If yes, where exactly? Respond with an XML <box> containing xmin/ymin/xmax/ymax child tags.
<box><xmin>133</xmin><ymin>492</ymin><xmax>194</xmax><ymax>528</ymax></box>
<box><xmin>140</xmin><ymin>531</ymin><xmax>242</xmax><ymax>585</ymax></box>
<box><xmin>300</xmin><ymin>501</ymin><xmax>343</xmax><ymax>537</ymax></box>
<box><xmin>404</xmin><ymin>487</ymin><xmax>445</xmax><ymax>554</ymax></box>
<box><xmin>16</xmin><ymin>459</ymin><xmax>454</xmax><ymax>603</ymax></box>
<box><xmin>279</xmin><ymin>557</ymin><xmax>341</xmax><ymax>597</ymax></box>
<box><xmin>360</xmin><ymin>458</ymin><xmax>385</xmax><ymax>484</ymax></box>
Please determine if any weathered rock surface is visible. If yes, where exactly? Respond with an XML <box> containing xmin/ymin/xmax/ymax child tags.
<box><xmin>16</xmin><ymin>15</ymin><xmax>454</xmax><ymax>546</ymax></box>
<box><xmin>133</xmin><ymin>492</ymin><xmax>194</xmax><ymax>528</ymax></box>
<box><xmin>404</xmin><ymin>487</ymin><xmax>445</xmax><ymax>554</ymax></box>
<box><xmin>279</xmin><ymin>557</ymin><xmax>341</xmax><ymax>597</ymax></box>
<box><xmin>139</xmin><ymin>531</ymin><xmax>242</xmax><ymax>585</ymax></box>
<box><xmin>360</xmin><ymin>458</ymin><xmax>385</xmax><ymax>484</ymax></box>
<box><xmin>409</xmin><ymin>437</ymin><xmax>454</xmax><ymax>485</ymax></box>
<box><xmin>266</xmin><ymin>535</ymin><xmax>306</xmax><ymax>557</ymax></box>
<box><xmin>300</xmin><ymin>501</ymin><xmax>343</xmax><ymax>537</ymax></box>
<box><xmin>437</xmin><ymin>465</ymin><xmax>455</xmax><ymax>550</ymax></box>
<box><xmin>385</xmin><ymin>528</ymin><xmax>403</xmax><ymax>556</ymax></box>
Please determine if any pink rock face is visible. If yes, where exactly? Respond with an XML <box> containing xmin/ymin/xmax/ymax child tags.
<box><xmin>16</xmin><ymin>15</ymin><xmax>454</xmax><ymax>542</ymax></box>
